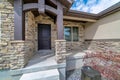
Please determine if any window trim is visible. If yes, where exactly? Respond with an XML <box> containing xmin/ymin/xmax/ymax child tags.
<box><xmin>64</xmin><ymin>26</ymin><xmax>79</xmax><ymax>42</ymax></box>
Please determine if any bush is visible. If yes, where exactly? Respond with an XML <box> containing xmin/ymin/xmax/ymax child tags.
<box><xmin>83</xmin><ymin>50</ymin><xmax>120</xmax><ymax>80</ymax></box>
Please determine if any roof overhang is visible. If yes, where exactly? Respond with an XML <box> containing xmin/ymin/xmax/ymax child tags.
<box><xmin>63</xmin><ymin>16</ymin><xmax>97</xmax><ymax>22</ymax></box>
<box><xmin>98</xmin><ymin>1</ymin><xmax>120</xmax><ymax>19</ymax></box>
<box><xmin>23</xmin><ymin>0</ymin><xmax>120</xmax><ymax>22</ymax></box>
<box><xmin>58</xmin><ymin>0</ymin><xmax>74</xmax><ymax>9</ymax></box>
<box><xmin>64</xmin><ymin>2</ymin><xmax>120</xmax><ymax>22</ymax></box>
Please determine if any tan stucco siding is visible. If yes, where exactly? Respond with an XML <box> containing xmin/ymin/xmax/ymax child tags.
<box><xmin>85</xmin><ymin>11</ymin><xmax>120</xmax><ymax>39</ymax></box>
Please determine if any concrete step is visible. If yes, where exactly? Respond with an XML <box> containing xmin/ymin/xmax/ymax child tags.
<box><xmin>20</xmin><ymin>69</ymin><xmax>59</xmax><ymax>80</ymax></box>
<box><xmin>10</xmin><ymin>54</ymin><xmax>66</xmax><ymax>80</ymax></box>
<box><xmin>10</xmin><ymin>56</ymin><xmax>66</xmax><ymax>75</ymax></box>
<box><xmin>10</xmin><ymin>50</ymin><xmax>66</xmax><ymax>80</ymax></box>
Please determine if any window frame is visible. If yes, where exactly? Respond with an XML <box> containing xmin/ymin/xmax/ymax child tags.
<box><xmin>64</xmin><ymin>26</ymin><xmax>79</xmax><ymax>42</ymax></box>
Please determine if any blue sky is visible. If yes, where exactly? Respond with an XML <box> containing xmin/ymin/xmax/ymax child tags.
<box><xmin>71</xmin><ymin>0</ymin><xmax>120</xmax><ymax>14</ymax></box>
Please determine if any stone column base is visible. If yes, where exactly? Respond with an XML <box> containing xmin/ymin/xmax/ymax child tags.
<box><xmin>55</xmin><ymin>40</ymin><xmax>66</xmax><ymax>63</ymax></box>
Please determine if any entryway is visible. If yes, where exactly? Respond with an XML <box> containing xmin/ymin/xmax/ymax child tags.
<box><xmin>38</xmin><ymin>24</ymin><xmax>51</xmax><ymax>50</ymax></box>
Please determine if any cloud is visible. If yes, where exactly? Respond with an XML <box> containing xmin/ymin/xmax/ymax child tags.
<box><xmin>71</xmin><ymin>0</ymin><xmax>120</xmax><ymax>14</ymax></box>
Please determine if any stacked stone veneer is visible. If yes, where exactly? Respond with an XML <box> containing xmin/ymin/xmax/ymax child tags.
<box><xmin>0</xmin><ymin>0</ymin><xmax>36</xmax><ymax>69</ymax></box>
<box><xmin>85</xmin><ymin>40</ymin><xmax>120</xmax><ymax>52</ymax></box>
<box><xmin>0</xmin><ymin>0</ymin><xmax>14</xmax><ymax>59</ymax></box>
<box><xmin>0</xmin><ymin>11</ymin><xmax>36</xmax><ymax>69</ymax></box>
<box><xmin>8</xmin><ymin>41</ymin><xmax>35</xmax><ymax>69</ymax></box>
<box><xmin>55</xmin><ymin>40</ymin><xmax>66</xmax><ymax>63</ymax></box>
<box><xmin>0</xmin><ymin>0</ymin><xmax>14</xmax><ymax>69</ymax></box>
<box><xmin>25</xmin><ymin>12</ymin><xmax>37</xmax><ymax>51</ymax></box>
<box><xmin>84</xmin><ymin>40</ymin><xmax>120</xmax><ymax>79</ymax></box>
<box><xmin>0</xmin><ymin>0</ymin><xmax>14</xmax><ymax>42</ymax></box>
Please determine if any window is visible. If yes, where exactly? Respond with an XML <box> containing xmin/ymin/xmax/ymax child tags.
<box><xmin>64</xmin><ymin>27</ymin><xmax>71</xmax><ymax>41</ymax></box>
<box><xmin>64</xmin><ymin>26</ymin><xmax>79</xmax><ymax>41</ymax></box>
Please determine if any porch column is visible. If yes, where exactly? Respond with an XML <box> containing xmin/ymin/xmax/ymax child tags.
<box><xmin>38</xmin><ymin>0</ymin><xmax>45</xmax><ymax>13</ymax></box>
<box><xmin>56</xmin><ymin>2</ymin><xmax>64</xmax><ymax>39</ymax></box>
<box><xmin>55</xmin><ymin>2</ymin><xmax>67</xmax><ymax>62</ymax></box>
<box><xmin>55</xmin><ymin>2</ymin><xmax>66</xmax><ymax>80</ymax></box>
<box><xmin>55</xmin><ymin>40</ymin><xmax>66</xmax><ymax>62</ymax></box>
<box><xmin>14</xmin><ymin>0</ymin><xmax>25</xmax><ymax>40</ymax></box>
<box><xmin>55</xmin><ymin>40</ymin><xmax>66</xmax><ymax>80</ymax></box>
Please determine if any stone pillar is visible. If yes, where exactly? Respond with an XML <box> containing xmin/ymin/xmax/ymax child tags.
<box><xmin>55</xmin><ymin>40</ymin><xmax>66</xmax><ymax>63</ymax></box>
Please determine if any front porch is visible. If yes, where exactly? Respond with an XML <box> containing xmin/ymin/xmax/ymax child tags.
<box><xmin>0</xmin><ymin>0</ymin><xmax>90</xmax><ymax>70</ymax></box>
<box><xmin>11</xmin><ymin>0</ymin><xmax>82</xmax><ymax>70</ymax></box>
<box><xmin>10</xmin><ymin>50</ymin><xmax>86</xmax><ymax>80</ymax></box>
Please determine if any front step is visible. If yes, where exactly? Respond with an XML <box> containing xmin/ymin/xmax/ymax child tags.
<box><xmin>10</xmin><ymin>51</ymin><xmax>66</xmax><ymax>80</ymax></box>
<box><xmin>20</xmin><ymin>69</ymin><xmax>59</xmax><ymax>80</ymax></box>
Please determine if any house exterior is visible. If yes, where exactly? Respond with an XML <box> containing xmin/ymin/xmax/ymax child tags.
<box><xmin>0</xmin><ymin>0</ymin><xmax>120</xmax><ymax>72</ymax></box>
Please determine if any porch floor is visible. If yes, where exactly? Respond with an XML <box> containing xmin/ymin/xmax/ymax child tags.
<box><xmin>25</xmin><ymin>50</ymin><xmax>56</xmax><ymax>69</ymax></box>
<box><xmin>25</xmin><ymin>50</ymin><xmax>86</xmax><ymax>69</ymax></box>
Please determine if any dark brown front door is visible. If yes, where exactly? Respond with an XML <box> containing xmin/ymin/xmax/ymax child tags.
<box><xmin>38</xmin><ymin>24</ymin><xmax>51</xmax><ymax>50</ymax></box>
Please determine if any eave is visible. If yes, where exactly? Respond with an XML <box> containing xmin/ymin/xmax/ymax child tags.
<box><xmin>64</xmin><ymin>2</ymin><xmax>120</xmax><ymax>22</ymax></box>
<box><xmin>58</xmin><ymin>0</ymin><xmax>74</xmax><ymax>9</ymax></box>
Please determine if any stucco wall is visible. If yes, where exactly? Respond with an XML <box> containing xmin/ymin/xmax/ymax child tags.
<box><xmin>84</xmin><ymin>11</ymin><xmax>120</xmax><ymax>52</ymax></box>
<box><xmin>85</xmin><ymin>11</ymin><xmax>120</xmax><ymax>39</ymax></box>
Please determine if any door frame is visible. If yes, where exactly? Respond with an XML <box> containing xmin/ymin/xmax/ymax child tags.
<box><xmin>38</xmin><ymin>24</ymin><xmax>51</xmax><ymax>50</ymax></box>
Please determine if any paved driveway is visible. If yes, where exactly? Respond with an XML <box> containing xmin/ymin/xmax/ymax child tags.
<box><xmin>0</xmin><ymin>70</ymin><xmax>12</xmax><ymax>80</ymax></box>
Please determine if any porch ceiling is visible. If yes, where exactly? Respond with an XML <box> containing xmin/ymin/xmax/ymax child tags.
<box><xmin>23</xmin><ymin>0</ymin><xmax>57</xmax><ymax>19</ymax></box>
<box><xmin>58</xmin><ymin>0</ymin><xmax>74</xmax><ymax>9</ymax></box>
<box><xmin>23</xmin><ymin>0</ymin><xmax>38</xmax><ymax>4</ymax></box>
<box><xmin>23</xmin><ymin>0</ymin><xmax>73</xmax><ymax>8</ymax></box>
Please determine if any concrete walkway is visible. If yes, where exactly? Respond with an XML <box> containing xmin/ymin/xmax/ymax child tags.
<box><xmin>18</xmin><ymin>50</ymin><xmax>60</xmax><ymax>80</ymax></box>
<box><xmin>25</xmin><ymin>50</ymin><xmax>56</xmax><ymax>69</ymax></box>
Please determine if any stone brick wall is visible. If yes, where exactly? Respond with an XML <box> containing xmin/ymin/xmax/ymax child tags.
<box><xmin>0</xmin><ymin>42</ymin><xmax>9</xmax><ymax>69</ymax></box>
<box><xmin>0</xmin><ymin>0</ymin><xmax>36</xmax><ymax>69</ymax></box>
<box><xmin>55</xmin><ymin>40</ymin><xmax>66</xmax><ymax>63</ymax></box>
<box><xmin>0</xmin><ymin>40</ymin><xmax>35</xmax><ymax>70</ymax></box>
<box><xmin>0</xmin><ymin>0</ymin><xmax>14</xmax><ymax>69</ymax></box>
<box><xmin>64</xmin><ymin>21</ymin><xmax>85</xmax><ymax>51</ymax></box>
<box><xmin>84</xmin><ymin>40</ymin><xmax>120</xmax><ymax>79</ymax></box>
<box><xmin>85</xmin><ymin>40</ymin><xmax>120</xmax><ymax>52</ymax></box>
<box><xmin>0</xmin><ymin>0</ymin><xmax>14</xmax><ymax>42</ymax></box>
<box><xmin>25</xmin><ymin>11</ymin><xmax>37</xmax><ymax>51</ymax></box>
<box><xmin>8</xmin><ymin>41</ymin><xmax>35</xmax><ymax>69</ymax></box>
